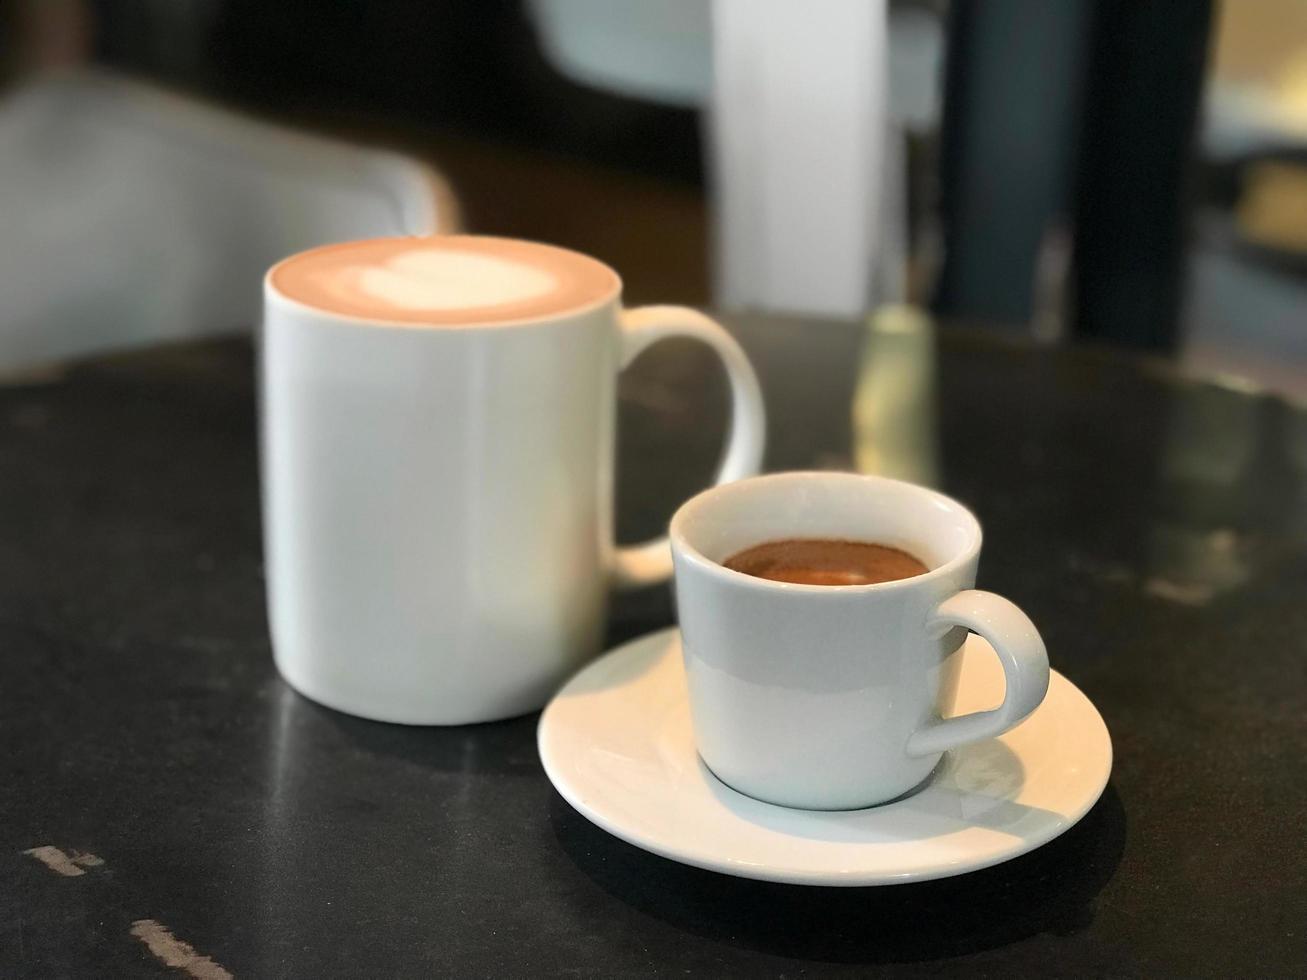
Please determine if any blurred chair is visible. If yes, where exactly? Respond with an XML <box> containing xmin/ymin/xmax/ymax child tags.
<box><xmin>526</xmin><ymin>0</ymin><xmax>711</xmax><ymax>108</ymax></box>
<box><xmin>0</xmin><ymin>69</ymin><xmax>459</xmax><ymax>370</ymax></box>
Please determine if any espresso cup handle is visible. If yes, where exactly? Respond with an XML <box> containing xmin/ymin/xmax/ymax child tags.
<box><xmin>906</xmin><ymin>590</ymin><xmax>1050</xmax><ymax>757</ymax></box>
<box><xmin>612</xmin><ymin>306</ymin><xmax>766</xmax><ymax>589</ymax></box>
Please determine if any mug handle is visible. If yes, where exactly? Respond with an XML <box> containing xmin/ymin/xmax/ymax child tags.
<box><xmin>612</xmin><ymin>306</ymin><xmax>766</xmax><ymax>589</ymax></box>
<box><xmin>906</xmin><ymin>590</ymin><xmax>1050</xmax><ymax>757</ymax></box>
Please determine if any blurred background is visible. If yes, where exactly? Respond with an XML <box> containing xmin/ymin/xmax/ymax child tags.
<box><xmin>2</xmin><ymin>0</ymin><xmax>1306</xmax><ymax>396</ymax></box>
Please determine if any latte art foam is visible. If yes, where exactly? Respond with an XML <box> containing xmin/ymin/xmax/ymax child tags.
<box><xmin>334</xmin><ymin>249</ymin><xmax>558</xmax><ymax>311</ymax></box>
<box><xmin>269</xmin><ymin>236</ymin><xmax>620</xmax><ymax>326</ymax></box>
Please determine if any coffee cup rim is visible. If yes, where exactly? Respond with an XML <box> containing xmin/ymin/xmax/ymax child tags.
<box><xmin>669</xmin><ymin>471</ymin><xmax>983</xmax><ymax>594</ymax></box>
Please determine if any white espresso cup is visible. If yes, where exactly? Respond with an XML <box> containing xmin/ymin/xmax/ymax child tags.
<box><xmin>670</xmin><ymin>471</ymin><xmax>1049</xmax><ymax>809</ymax></box>
<box><xmin>262</xmin><ymin>235</ymin><xmax>765</xmax><ymax>724</ymax></box>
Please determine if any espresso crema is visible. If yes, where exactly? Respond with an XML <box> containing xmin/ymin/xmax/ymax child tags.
<box><xmin>269</xmin><ymin>236</ymin><xmax>621</xmax><ymax>326</ymax></box>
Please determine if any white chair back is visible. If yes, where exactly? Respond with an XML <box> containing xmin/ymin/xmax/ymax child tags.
<box><xmin>0</xmin><ymin>70</ymin><xmax>459</xmax><ymax>369</ymax></box>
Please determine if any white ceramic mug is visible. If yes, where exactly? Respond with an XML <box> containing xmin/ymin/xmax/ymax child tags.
<box><xmin>261</xmin><ymin>236</ymin><xmax>765</xmax><ymax>725</ymax></box>
<box><xmin>670</xmin><ymin>471</ymin><xmax>1048</xmax><ymax>809</ymax></box>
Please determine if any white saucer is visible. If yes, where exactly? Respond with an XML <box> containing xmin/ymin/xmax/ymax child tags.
<box><xmin>539</xmin><ymin>628</ymin><xmax>1111</xmax><ymax>886</ymax></box>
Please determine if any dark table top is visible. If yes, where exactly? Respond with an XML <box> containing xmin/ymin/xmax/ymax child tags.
<box><xmin>2</xmin><ymin>315</ymin><xmax>1305</xmax><ymax>978</ymax></box>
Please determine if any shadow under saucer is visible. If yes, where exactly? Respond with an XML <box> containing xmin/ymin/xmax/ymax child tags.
<box><xmin>549</xmin><ymin>782</ymin><xmax>1127</xmax><ymax>965</ymax></box>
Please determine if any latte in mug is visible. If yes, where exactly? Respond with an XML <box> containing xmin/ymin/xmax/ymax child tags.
<box><xmin>269</xmin><ymin>236</ymin><xmax>619</xmax><ymax>325</ymax></box>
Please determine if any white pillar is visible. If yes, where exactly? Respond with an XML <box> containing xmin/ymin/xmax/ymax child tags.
<box><xmin>710</xmin><ymin>0</ymin><xmax>888</xmax><ymax>316</ymax></box>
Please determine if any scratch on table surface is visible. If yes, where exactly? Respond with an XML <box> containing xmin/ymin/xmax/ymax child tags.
<box><xmin>1144</xmin><ymin>576</ymin><xmax>1214</xmax><ymax>606</ymax></box>
<box><xmin>130</xmin><ymin>919</ymin><xmax>233</xmax><ymax>980</ymax></box>
<box><xmin>22</xmin><ymin>846</ymin><xmax>104</xmax><ymax>877</ymax></box>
